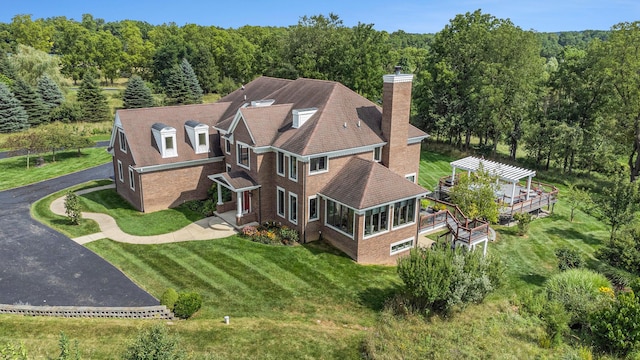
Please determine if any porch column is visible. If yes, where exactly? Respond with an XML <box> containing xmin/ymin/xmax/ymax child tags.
<box><xmin>216</xmin><ymin>183</ymin><xmax>223</xmax><ymax>205</ymax></box>
<box><xmin>450</xmin><ymin>167</ymin><xmax>456</xmax><ymax>184</ymax></box>
<box><xmin>483</xmin><ymin>239</ymin><xmax>488</xmax><ymax>256</ymax></box>
<box><xmin>526</xmin><ymin>176</ymin><xmax>532</xmax><ymax>200</ymax></box>
<box><xmin>236</xmin><ymin>191</ymin><xmax>243</xmax><ymax>219</ymax></box>
<box><xmin>510</xmin><ymin>181</ymin><xmax>516</xmax><ymax>205</ymax></box>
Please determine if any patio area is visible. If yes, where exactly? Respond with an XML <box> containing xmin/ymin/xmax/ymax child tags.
<box><xmin>437</xmin><ymin>156</ymin><xmax>558</xmax><ymax>219</ymax></box>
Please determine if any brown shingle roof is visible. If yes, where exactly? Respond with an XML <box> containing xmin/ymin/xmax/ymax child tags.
<box><xmin>319</xmin><ymin>157</ymin><xmax>428</xmax><ymax>210</ymax></box>
<box><xmin>118</xmin><ymin>103</ymin><xmax>231</xmax><ymax>167</ymax></box>
<box><xmin>209</xmin><ymin>171</ymin><xmax>259</xmax><ymax>191</ymax></box>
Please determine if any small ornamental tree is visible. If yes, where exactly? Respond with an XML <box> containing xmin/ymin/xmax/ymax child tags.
<box><xmin>64</xmin><ymin>191</ymin><xmax>81</xmax><ymax>225</ymax></box>
<box><xmin>565</xmin><ymin>181</ymin><xmax>592</xmax><ymax>222</ymax></box>
<box><xmin>595</xmin><ymin>171</ymin><xmax>640</xmax><ymax>240</ymax></box>
<box><xmin>3</xmin><ymin>129</ymin><xmax>45</xmax><ymax>168</ymax></box>
<box><xmin>449</xmin><ymin>165</ymin><xmax>500</xmax><ymax>223</ymax></box>
<box><xmin>36</xmin><ymin>74</ymin><xmax>64</xmax><ymax>110</ymax></box>
<box><xmin>77</xmin><ymin>71</ymin><xmax>111</xmax><ymax>122</ymax></box>
<box><xmin>513</xmin><ymin>212</ymin><xmax>532</xmax><ymax>236</ymax></box>
<box><xmin>0</xmin><ymin>82</ymin><xmax>29</xmax><ymax>133</ymax></box>
<box><xmin>122</xmin><ymin>324</ymin><xmax>185</xmax><ymax>360</ymax></box>
<box><xmin>123</xmin><ymin>75</ymin><xmax>154</xmax><ymax>109</ymax></box>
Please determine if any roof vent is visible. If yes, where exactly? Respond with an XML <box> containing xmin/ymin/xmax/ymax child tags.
<box><xmin>292</xmin><ymin>108</ymin><xmax>318</xmax><ymax>129</ymax></box>
<box><xmin>250</xmin><ymin>99</ymin><xmax>275</xmax><ymax>107</ymax></box>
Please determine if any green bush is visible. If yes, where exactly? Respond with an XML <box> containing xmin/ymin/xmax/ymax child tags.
<box><xmin>122</xmin><ymin>324</ymin><xmax>185</xmax><ymax>360</ymax></box>
<box><xmin>590</xmin><ymin>291</ymin><xmax>640</xmax><ymax>356</ymax></box>
<box><xmin>540</xmin><ymin>300</ymin><xmax>571</xmax><ymax>347</ymax></box>
<box><xmin>555</xmin><ymin>247</ymin><xmax>583</xmax><ymax>271</ymax></box>
<box><xmin>278</xmin><ymin>226</ymin><xmax>299</xmax><ymax>244</ymax></box>
<box><xmin>397</xmin><ymin>246</ymin><xmax>503</xmax><ymax>314</ymax></box>
<box><xmin>173</xmin><ymin>292</ymin><xmax>203</xmax><ymax>319</ymax></box>
<box><xmin>596</xmin><ymin>226</ymin><xmax>640</xmax><ymax>276</ymax></box>
<box><xmin>516</xmin><ymin>289</ymin><xmax>547</xmax><ymax>317</ymax></box>
<box><xmin>64</xmin><ymin>191</ymin><xmax>81</xmax><ymax>225</ymax></box>
<box><xmin>160</xmin><ymin>288</ymin><xmax>179</xmax><ymax>311</ymax></box>
<box><xmin>0</xmin><ymin>341</ymin><xmax>28</xmax><ymax>360</ymax></box>
<box><xmin>544</xmin><ymin>268</ymin><xmax>612</xmax><ymax>327</ymax></box>
<box><xmin>513</xmin><ymin>212</ymin><xmax>532</xmax><ymax>236</ymax></box>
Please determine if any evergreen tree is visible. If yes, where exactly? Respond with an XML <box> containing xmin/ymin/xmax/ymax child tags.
<box><xmin>123</xmin><ymin>75</ymin><xmax>154</xmax><ymax>109</ymax></box>
<box><xmin>0</xmin><ymin>52</ymin><xmax>18</xmax><ymax>81</ymax></box>
<box><xmin>164</xmin><ymin>64</ymin><xmax>189</xmax><ymax>105</ymax></box>
<box><xmin>0</xmin><ymin>83</ymin><xmax>29</xmax><ymax>133</ymax></box>
<box><xmin>36</xmin><ymin>74</ymin><xmax>64</xmax><ymax>110</ymax></box>
<box><xmin>181</xmin><ymin>58</ymin><xmax>203</xmax><ymax>104</ymax></box>
<box><xmin>77</xmin><ymin>71</ymin><xmax>111</xmax><ymax>122</ymax></box>
<box><xmin>12</xmin><ymin>78</ymin><xmax>48</xmax><ymax>126</ymax></box>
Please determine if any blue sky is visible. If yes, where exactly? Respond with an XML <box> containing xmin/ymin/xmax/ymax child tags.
<box><xmin>2</xmin><ymin>0</ymin><xmax>638</xmax><ymax>33</ymax></box>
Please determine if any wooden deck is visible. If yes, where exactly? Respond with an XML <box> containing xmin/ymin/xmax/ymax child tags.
<box><xmin>419</xmin><ymin>199</ymin><xmax>490</xmax><ymax>248</ymax></box>
<box><xmin>437</xmin><ymin>174</ymin><xmax>558</xmax><ymax>219</ymax></box>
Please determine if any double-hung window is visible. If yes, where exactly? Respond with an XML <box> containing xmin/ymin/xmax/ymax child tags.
<box><xmin>277</xmin><ymin>151</ymin><xmax>285</xmax><ymax>176</ymax></box>
<box><xmin>308</xmin><ymin>196</ymin><xmax>319</xmax><ymax>221</ymax></box>
<box><xmin>117</xmin><ymin>160</ymin><xmax>124</xmax><ymax>182</ymax></box>
<box><xmin>309</xmin><ymin>156</ymin><xmax>327</xmax><ymax>174</ymax></box>
<box><xmin>276</xmin><ymin>187</ymin><xmax>285</xmax><ymax>218</ymax></box>
<box><xmin>128</xmin><ymin>167</ymin><xmax>135</xmax><ymax>191</ymax></box>
<box><xmin>289</xmin><ymin>156</ymin><xmax>297</xmax><ymax>181</ymax></box>
<box><xmin>289</xmin><ymin>192</ymin><xmax>298</xmax><ymax>224</ymax></box>
<box><xmin>237</xmin><ymin>143</ymin><xmax>250</xmax><ymax>168</ymax></box>
<box><xmin>119</xmin><ymin>130</ymin><xmax>127</xmax><ymax>153</ymax></box>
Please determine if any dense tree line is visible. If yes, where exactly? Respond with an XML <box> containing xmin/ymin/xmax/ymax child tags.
<box><xmin>1</xmin><ymin>10</ymin><xmax>635</xmax><ymax>179</ymax></box>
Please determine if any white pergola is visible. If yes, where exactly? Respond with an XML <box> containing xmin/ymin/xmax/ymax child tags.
<box><xmin>450</xmin><ymin>156</ymin><xmax>537</xmax><ymax>206</ymax></box>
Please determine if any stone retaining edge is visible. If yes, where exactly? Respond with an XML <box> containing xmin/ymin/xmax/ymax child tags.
<box><xmin>0</xmin><ymin>304</ymin><xmax>174</xmax><ymax>320</ymax></box>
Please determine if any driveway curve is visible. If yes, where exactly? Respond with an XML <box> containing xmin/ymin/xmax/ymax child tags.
<box><xmin>0</xmin><ymin>163</ymin><xmax>158</xmax><ymax>307</ymax></box>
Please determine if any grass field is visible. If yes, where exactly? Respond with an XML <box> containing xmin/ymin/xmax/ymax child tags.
<box><xmin>0</xmin><ymin>148</ymin><xmax>112</xmax><ymax>191</ymax></box>
<box><xmin>5</xmin><ymin>148</ymin><xmax>617</xmax><ymax>359</ymax></box>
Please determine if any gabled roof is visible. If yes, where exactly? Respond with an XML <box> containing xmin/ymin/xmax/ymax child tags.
<box><xmin>117</xmin><ymin>103</ymin><xmax>230</xmax><ymax>167</ymax></box>
<box><xmin>319</xmin><ymin>157</ymin><xmax>428</xmax><ymax>210</ymax></box>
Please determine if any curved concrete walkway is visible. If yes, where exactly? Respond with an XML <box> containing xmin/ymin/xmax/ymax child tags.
<box><xmin>50</xmin><ymin>185</ymin><xmax>237</xmax><ymax>245</ymax></box>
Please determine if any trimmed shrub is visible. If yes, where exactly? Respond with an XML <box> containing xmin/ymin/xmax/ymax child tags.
<box><xmin>64</xmin><ymin>191</ymin><xmax>81</xmax><ymax>225</ymax></box>
<box><xmin>590</xmin><ymin>290</ymin><xmax>640</xmax><ymax>356</ymax></box>
<box><xmin>278</xmin><ymin>226</ymin><xmax>299</xmax><ymax>244</ymax></box>
<box><xmin>544</xmin><ymin>268</ymin><xmax>612</xmax><ymax>327</ymax></box>
<box><xmin>555</xmin><ymin>247</ymin><xmax>583</xmax><ymax>271</ymax></box>
<box><xmin>173</xmin><ymin>292</ymin><xmax>202</xmax><ymax>319</ymax></box>
<box><xmin>160</xmin><ymin>288</ymin><xmax>179</xmax><ymax>311</ymax></box>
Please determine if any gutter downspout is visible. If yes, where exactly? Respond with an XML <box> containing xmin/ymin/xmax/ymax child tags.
<box><xmin>302</xmin><ymin>161</ymin><xmax>307</xmax><ymax>244</ymax></box>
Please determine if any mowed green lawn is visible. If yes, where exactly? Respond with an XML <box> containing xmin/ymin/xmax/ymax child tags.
<box><xmin>5</xmin><ymin>148</ymin><xmax>613</xmax><ymax>359</ymax></box>
<box><xmin>0</xmin><ymin>148</ymin><xmax>112</xmax><ymax>191</ymax></box>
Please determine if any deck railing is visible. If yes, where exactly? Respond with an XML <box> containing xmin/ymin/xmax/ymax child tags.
<box><xmin>438</xmin><ymin>175</ymin><xmax>558</xmax><ymax>217</ymax></box>
<box><xmin>419</xmin><ymin>198</ymin><xmax>489</xmax><ymax>246</ymax></box>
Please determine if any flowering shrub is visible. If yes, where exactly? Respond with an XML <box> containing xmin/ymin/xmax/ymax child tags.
<box><xmin>241</xmin><ymin>221</ymin><xmax>299</xmax><ymax>245</ymax></box>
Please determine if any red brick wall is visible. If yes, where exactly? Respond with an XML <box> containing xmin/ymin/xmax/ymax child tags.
<box><xmin>113</xmin><ymin>129</ymin><xmax>143</xmax><ymax>211</ymax></box>
<box><xmin>381</xmin><ymin>79</ymin><xmax>412</xmax><ymax>176</ymax></box>
<box><xmin>139</xmin><ymin>161</ymin><xmax>223</xmax><ymax>212</ymax></box>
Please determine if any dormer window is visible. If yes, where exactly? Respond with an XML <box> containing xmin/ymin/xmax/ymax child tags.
<box><xmin>184</xmin><ymin>120</ymin><xmax>209</xmax><ymax>154</ymax></box>
<box><xmin>152</xmin><ymin>123</ymin><xmax>178</xmax><ymax>158</ymax></box>
<box><xmin>292</xmin><ymin>108</ymin><xmax>318</xmax><ymax>128</ymax></box>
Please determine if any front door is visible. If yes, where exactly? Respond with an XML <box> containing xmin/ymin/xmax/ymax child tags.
<box><xmin>242</xmin><ymin>191</ymin><xmax>250</xmax><ymax>214</ymax></box>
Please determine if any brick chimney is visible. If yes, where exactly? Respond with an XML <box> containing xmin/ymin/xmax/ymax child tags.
<box><xmin>381</xmin><ymin>66</ymin><xmax>413</xmax><ymax>175</ymax></box>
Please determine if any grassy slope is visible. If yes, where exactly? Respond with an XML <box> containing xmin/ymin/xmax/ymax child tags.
<box><xmin>6</xmin><ymin>148</ymin><xmax>613</xmax><ymax>359</ymax></box>
<box><xmin>0</xmin><ymin>148</ymin><xmax>112</xmax><ymax>191</ymax></box>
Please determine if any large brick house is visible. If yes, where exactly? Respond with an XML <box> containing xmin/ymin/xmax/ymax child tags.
<box><xmin>109</xmin><ymin>69</ymin><xmax>429</xmax><ymax>264</ymax></box>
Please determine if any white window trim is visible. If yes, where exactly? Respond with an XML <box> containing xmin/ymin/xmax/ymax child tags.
<box><xmin>391</xmin><ymin>200</ymin><xmax>417</xmax><ymax>231</ymax></box>
<box><xmin>117</xmin><ymin>160</ymin><xmax>124</xmax><ymax>182</ymax></box>
<box><xmin>289</xmin><ymin>192</ymin><xmax>298</xmax><ymax>225</ymax></box>
<box><xmin>118</xmin><ymin>130</ymin><xmax>127</xmax><ymax>153</ymax></box>
<box><xmin>162</xmin><ymin>133</ymin><xmax>178</xmax><ymax>158</ymax></box>
<box><xmin>308</xmin><ymin>195</ymin><xmax>319</xmax><ymax>222</ymax></box>
<box><xmin>276</xmin><ymin>186</ymin><xmax>286</xmax><ymax>218</ymax></box>
<box><xmin>405</xmin><ymin>173</ymin><xmax>417</xmax><ymax>183</ymax></box>
<box><xmin>128</xmin><ymin>167</ymin><xmax>135</xmax><ymax>191</ymax></box>
<box><xmin>324</xmin><ymin>198</ymin><xmax>355</xmax><ymax>240</ymax></box>
<box><xmin>373</xmin><ymin>147</ymin><xmax>381</xmax><ymax>162</ymax></box>
<box><xmin>363</xmin><ymin>205</ymin><xmax>390</xmax><ymax>240</ymax></box>
<box><xmin>308</xmin><ymin>155</ymin><xmax>329</xmax><ymax>175</ymax></box>
<box><xmin>195</xmin><ymin>131</ymin><xmax>209</xmax><ymax>154</ymax></box>
<box><xmin>288</xmin><ymin>155</ymin><xmax>298</xmax><ymax>182</ymax></box>
<box><xmin>236</xmin><ymin>142</ymin><xmax>250</xmax><ymax>170</ymax></box>
<box><xmin>277</xmin><ymin>151</ymin><xmax>285</xmax><ymax>177</ymax></box>
<box><xmin>225</xmin><ymin>138</ymin><xmax>232</xmax><ymax>155</ymax></box>
<box><xmin>390</xmin><ymin>237</ymin><xmax>415</xmax><ymax>255</ymax></box>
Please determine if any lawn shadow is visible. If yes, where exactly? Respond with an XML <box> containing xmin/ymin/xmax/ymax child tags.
<box><xmin>545</xmin><ymin>227</ymin><xmax>603</xmax><ymax>247</ymax></box>
<box><xmin>519</xmin><ymin>273</ymin><xmax>547</xmax><ymax>287</ymax></box>
<box><xmin>302</xmin><ymin>240</ymin><xmax>354</xmax><ymax>260</ymax></box>
<box><xmin>358</xmin><ymin>285</ymin><xmax>401</xmax><ymax>311</ymax></box>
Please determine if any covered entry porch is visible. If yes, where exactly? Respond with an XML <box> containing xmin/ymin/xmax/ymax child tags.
<box><xmin>208</xmin><ymin>171</ymin><xmax>261</xmax><ymax>227</ymax></box>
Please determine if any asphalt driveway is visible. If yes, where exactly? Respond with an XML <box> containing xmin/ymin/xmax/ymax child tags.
<box><xmin>0</xmin><ymin>163</ymin><xmax>158</xmax><ymax>306</ymax></box>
